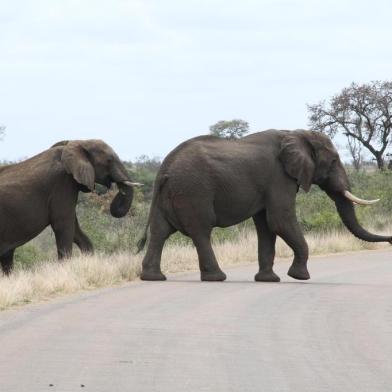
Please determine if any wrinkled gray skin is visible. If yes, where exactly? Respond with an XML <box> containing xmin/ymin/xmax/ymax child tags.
<box><xmin>139</xmin><ymin>129</ymin><xmax>392</xmax><ymax>282</ymax></box>
<box><xmin>0</xmin><ymin>139</ymin><xmax>134</xmax><ymax>275</ymax></box>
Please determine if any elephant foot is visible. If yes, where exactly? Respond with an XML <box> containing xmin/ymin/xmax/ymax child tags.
<box><xmin>255</xmin><ymin>270</ymin><xmax>280</xmax><ymax>282</ymax></box>
<box><xmin>287</xmin><ymin>263</ymin><xmax>310</xmax><ymax>280</ymax></box>
<box><xmin>140</xmin><ymin>269</ymin><xmax>167</xmax><ymax>281</ymax></box>
<box><xmin>1</xmin><ymin>269</ymin><xmax>12</xmax><ymax>277</ymax></box>
<box><xmin>201</xmin><ymin>270</ymin><xmax>227</xmax><ymax>282</ymax></box>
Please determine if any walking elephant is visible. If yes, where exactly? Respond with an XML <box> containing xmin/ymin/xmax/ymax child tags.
<box><xmin>0</xmin><ymin>139</ymin><xmax>139</xmax><ymax>275</ymax></box>
<box><xmin>138</xmin><ymin>129</ymin><xmax>391</xmax><ymax>282</ymax></box>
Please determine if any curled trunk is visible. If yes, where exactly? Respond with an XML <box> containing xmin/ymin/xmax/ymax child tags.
<box><xmin>327</xmin><ymin>191</ymin><xmax>392</xmax><ymax>243</ymax></box>
<box><xmin>110</xmin><ymin>182</ymin><xmax>134</xmax><ymax>218</ymax></box>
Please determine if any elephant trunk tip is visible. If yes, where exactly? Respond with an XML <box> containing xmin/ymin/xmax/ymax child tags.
<box><xmin>328</xmin><ymin>191</ymin><xmax>391</xmax><ymax>244</ymax></box>
<box><xmin>110</xmin><ymin>182</ymin><xmax>134</xmax><ymax>218</ymax></box>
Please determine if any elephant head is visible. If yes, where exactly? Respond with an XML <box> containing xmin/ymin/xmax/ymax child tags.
<box><xmin>279</xmin><ymin>130</ymin><xmax>392</xmax><ymax>243</ymax></box>
<box><xmin>53</xmin><ymin>140</ymin><xmax>140</xmax><ymax>218</ymax></box>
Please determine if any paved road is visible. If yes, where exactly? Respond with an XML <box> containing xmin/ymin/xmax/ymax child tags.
<box><xmin>1</xmin><ymin>250</ymin><xmax>392</xmax><ymax>392</ymax></box>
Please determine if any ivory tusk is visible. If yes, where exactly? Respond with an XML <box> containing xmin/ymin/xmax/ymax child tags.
<box><xmin>123</xmin><ymin>181</ymin><xmax>144</xmax><ymax>187</ymax></box>
<box><xmin>343</xmin><ymin>190</ymin><xmax>380</xmax><ymax>205</ymax></box>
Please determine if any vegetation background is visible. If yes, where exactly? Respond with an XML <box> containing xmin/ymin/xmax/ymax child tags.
<box><xmin>7</xmin><ymin>155</ymin><xmax>392</xmax><ymax>271</ymax></box>
<box><xmin>3</xmin><ymin>80</ymin><xmax>392</xmax><ymax>272</ymax></box>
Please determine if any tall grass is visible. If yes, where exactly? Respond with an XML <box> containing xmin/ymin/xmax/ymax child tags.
<box><xmin>15</xmin><ymin>170</ymin><xmax>392</xmax><ymax>269</ymax></box>
<box><xmin>1</xmin><ymin>226</ymin><xmax>389</xmax><ymax>311</ymax></box>
<box><xmin>3</xmin><ymin>168</ymin><xmax>392</xmax><ymax>310</ymax></box>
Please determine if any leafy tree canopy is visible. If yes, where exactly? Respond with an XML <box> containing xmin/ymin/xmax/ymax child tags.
<box><xmin>209</xmin><ymin>119</ymin><xmax>249</xmax><ymax>139</ymax></box>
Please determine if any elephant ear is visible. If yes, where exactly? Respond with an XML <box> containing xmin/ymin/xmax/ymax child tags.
<box><xmin>61</xmin><ymin>141</ymin><xmax>95</xmax><ymax>191</ymax></box>
<box><xmin>279</xmin><ymin>132</ymin><xmax>315</xmax><ymax>192</ymax></box>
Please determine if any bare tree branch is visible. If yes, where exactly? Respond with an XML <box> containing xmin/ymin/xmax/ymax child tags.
<box><xmin>346</xmin><ymin>136</ymin><xmax>363</xmax><ymax>171</ymax></box>
<box><xmin>308</xmin><ymin>81</ymin><xmax>392</xmax><ymax>170</ymax></box>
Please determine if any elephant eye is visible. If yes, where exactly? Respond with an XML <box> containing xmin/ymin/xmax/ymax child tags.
<box><xmin>328</xmin><ymin>158</ymin><xmax>337</xmax><ymax>172</ymax></box>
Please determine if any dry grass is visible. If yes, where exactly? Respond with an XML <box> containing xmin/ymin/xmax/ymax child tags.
<box><xmin>1</xmin><ymin>227</ymin><xmax>390</xmax><ymax>310</ymax></box>
<box><xmin>0</xmin><ymin>253</ymin><xmax>141</xmax><ymax>311</ymax></box>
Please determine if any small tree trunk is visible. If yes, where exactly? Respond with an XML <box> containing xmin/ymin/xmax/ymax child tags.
<box><xmin>375</xmin><ymin>153</ymin><xmax>385</xmax><ymax>170</ymax></box>
<box><xmin>353</xmin><ymin>159</ymin><xmax>361</xmax><ymax>171</ymax></box>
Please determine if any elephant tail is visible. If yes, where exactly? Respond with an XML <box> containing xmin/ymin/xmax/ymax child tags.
<box><xmin>136</xmin><ymin>226</ymin><xmax>149</xmax><ymax>253</ymax></box>
<box><xmin>136</xmin><ymin>174</ymin><xmax>169</xmax><ymax>254</ymax></box>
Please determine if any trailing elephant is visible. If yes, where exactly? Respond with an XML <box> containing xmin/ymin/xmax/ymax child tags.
<box><xmin>138</xmin><ymin>129</ymin><xmax>391</xmax><ymax>282</ymax></box>
<box><xmin>0</xmin><ymin>139</ymin><xmax>139</xmax><ymax>275</ymax></box>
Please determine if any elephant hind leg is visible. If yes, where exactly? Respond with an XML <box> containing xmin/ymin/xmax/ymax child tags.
<box><xmin>140</xmin><ymin>209</ymin><xmax>175</xmax><ymax>281</ymax></box>
<box><xmin>51</xmin><ymin>221</ymin><xmax>75</xmax><ymax>260</ymax></box>
<box><xmin>74</xmin><ymin>217</ymin><xmax>93</xmax><ymax>254</ymax></box>
<box><xmin>192</xmin><ymin>231</ymin><xmax>227</xmax><ymax>282</ymax></box>
<box><xmin>1</xmin><ymin>249</ymin><xmax>15</xmax><ymax>276</ymax></box>
<box><xmin>168</xmin><ymin>193</ymin><xmax>225</xmax><ymax>281</ymax></box>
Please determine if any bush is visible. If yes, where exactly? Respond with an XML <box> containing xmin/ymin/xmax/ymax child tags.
<box><xmin>296</xmin><ymin>168</ymin><xmax>392</xmax><ymax>233</ymax></box>
<box><xmin>14</xmin><ymin>244</ymin><xmax>47</xmax><ymax>270</ymax></box>
<box><xmin>296</xmin><ymin>187</ymin><xmax>343</xmax><ymax>232</ymax></box>
<box><xmin>7</xmin><ymin>166</ymin><xmax>392</xmax><ymax>271</ymax></box>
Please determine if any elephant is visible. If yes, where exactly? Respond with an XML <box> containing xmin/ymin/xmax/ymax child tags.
<box><xmin>0</xmin><ymin>139</ymin><xmax>139</xmax><ymax>275</ymax></box>
<box><xmin>138</xmin><ymin>129</ymin><xmax>392</xmax><ymax>282</ymax></box>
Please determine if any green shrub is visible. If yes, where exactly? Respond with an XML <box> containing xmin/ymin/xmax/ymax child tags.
<box><xmin>14</xmin><ymin>244</ymin><xmax>47</xmax><ymax>270</ymax></box>
<box><xmin>8</xmin><ymin>167</ymin><xmax>392</xmax><ymax>271</ymax></box>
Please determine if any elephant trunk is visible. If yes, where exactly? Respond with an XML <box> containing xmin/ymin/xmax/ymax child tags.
<box><xmin>327</xmin><ymin>191</ymin><xmax>392</xmax><ymax>243</ymax></box>
<box><xmin>109</xmin><ymin>163</ymin><xmax>140</xmax><ymax>218</ymax></box>
<box><xmin>110</xmin><ymin>182</ymin><xmax>134</xmax><ymax>218</ymax></box>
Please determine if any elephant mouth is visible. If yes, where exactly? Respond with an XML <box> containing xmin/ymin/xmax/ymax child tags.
<box><xmin>105</xmin><ymin>178</ymin><xmax>113</xmax><ymax>189</ymax></box>
<box><xmin>342</xmin><ymin>190</ymin><xmax>379</xmax><ymax>206</ymax></box>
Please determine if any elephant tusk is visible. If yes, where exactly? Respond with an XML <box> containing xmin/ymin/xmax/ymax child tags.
<box><xmin>123</xmin><ymin>181</ymin><xmax>144</xmax><ymax>187</ymax></box>
<box><xmin>343</xmin><ymin>190</ymin><xmax>380</xmax><ymax>205</ymax></box>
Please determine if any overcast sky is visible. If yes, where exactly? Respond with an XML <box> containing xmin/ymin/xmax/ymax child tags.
<box><xmin>1</xmin><ymin>0</ymin><xmax>391</xmax><ymax>161</ymax></box>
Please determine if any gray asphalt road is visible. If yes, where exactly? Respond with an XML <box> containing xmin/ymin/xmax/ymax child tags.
<box><xmin>1</xmin><ymin>250</ymin><xmax>392</xmax><ymax>392</ymax></box>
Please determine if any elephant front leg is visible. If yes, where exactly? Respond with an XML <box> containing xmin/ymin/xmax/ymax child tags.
<box><xmin>0</xmin><ymin>249</ymin><xmax>15</xmax><ymax>275</ymax></box>
<box><xmin>267</xmin><ymin>209</ymin><xmax>310</xmax><ymax>281</ymax></box>
<box><xmin>73</xmin><ymin>217</ymin><xmax>94</xmax><ymax>254</ymax></box>
<box><xmin>253</xmin><ymin>211</ymin><xmax>280</xmax><ymax>282</ymax></box>
<box><xmin>52</xmin><ymin>221</ymin><xmax>75</xmax><ymax>260</ymax></box>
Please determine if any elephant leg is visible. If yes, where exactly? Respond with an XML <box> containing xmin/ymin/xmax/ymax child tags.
<box><xmin>191</xmin><ymin>230</ymin><xmax>226</xmax><ymax>282</ymax></box>
<box><xmin>51</xmin><ymin>221</ymin><xmax>75</xmax><ymax>260</ymax></box>
<box><xmin>1</xmin><ymin>249</ymin><xmax>15</xmax><ymax>275</ymax></box>
<box><xmin>253</xmin><ymin>211</ymin><xmax>280</xmax><ymax>282</ymax></box>
<box><xmin>74</xmin><ymin>217</ymin><xmax>93</xmax><ymax>254</ymax></box>
<box><xmin>267</xmin><ymin>209</ymin><xmax>310</xmax><ymax>280</ymax></box>
<box><xmin>140</xmin><ymin>209</ymin><xmax>175</xmax><ymax>281</ymax></box>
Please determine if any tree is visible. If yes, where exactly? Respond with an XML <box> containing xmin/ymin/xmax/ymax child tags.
<box><xmin>127</xmin><ymin>155</ymin><xmax>162</xmax><ymax>201</ymax></box>
<box><xmin>209</xmin><ymin>119</ymin><xmax>249</xmax><ymax>139</ymax></box>
<box><xmin>308</xmin><ymin>81</ymin><xmax>392</xmax><ymax>170</ymax></box>
<box><xmin>346</xmin><ymin>137</ymin><xmax>363</xmax><ymax>171</ymax></box>
<box><xmin>133</xmin><ymin>155</ymin><xmax>161</xmax><ymax>172</ymax></box>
